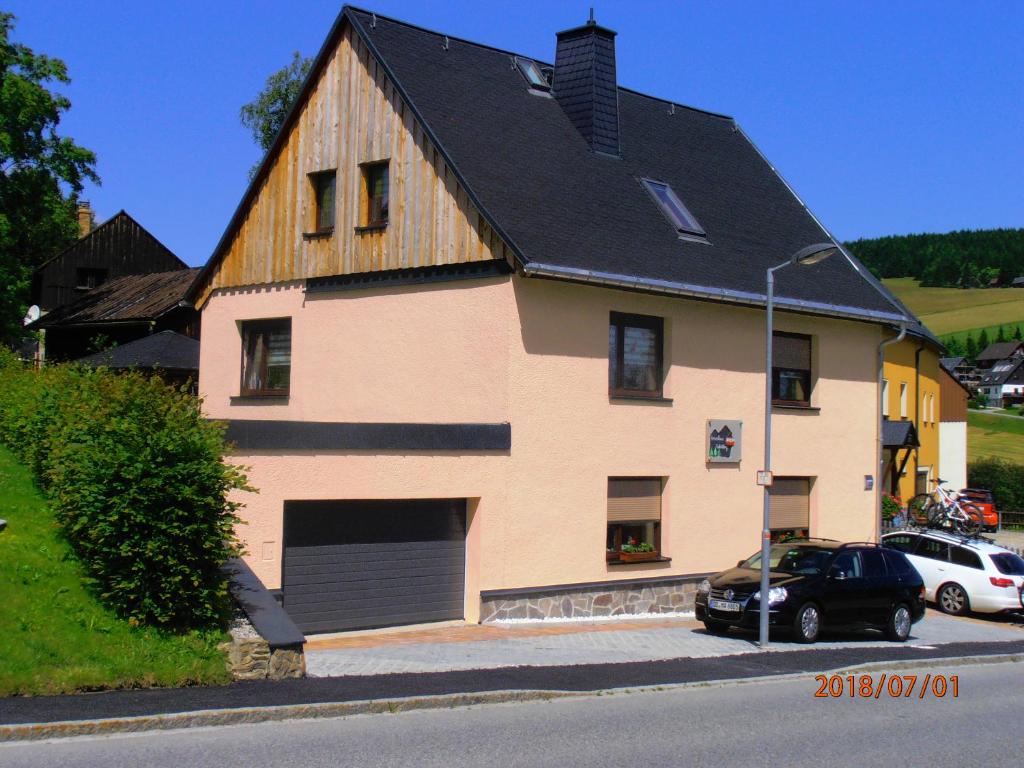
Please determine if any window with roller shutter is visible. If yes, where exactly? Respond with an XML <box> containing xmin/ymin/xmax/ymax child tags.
<box><xmin>606</xmin><ymin>477</ymin><xmax>663</xmax><ymax>560</ymax></box>
<box><xmin>769</xmin><ymin>476</ymin><xmax>811</xmax><ymax>541</ymax></box>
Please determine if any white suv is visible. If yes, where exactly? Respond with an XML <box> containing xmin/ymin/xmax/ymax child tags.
<box><xmin>882</xmin><ymin>529</ymin><xmax>1024</xmax><ymax>615</ymax></box>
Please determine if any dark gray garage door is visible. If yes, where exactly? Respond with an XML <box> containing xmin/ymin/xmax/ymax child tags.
<box><xmin>282</xmin><ymin>499</ymin><xmax>466</xmax><ymax>634</ymax></box>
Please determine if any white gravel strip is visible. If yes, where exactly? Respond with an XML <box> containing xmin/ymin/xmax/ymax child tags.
<box><xmin>493</xmin><ymin>611</ymin><xmax>695</xmax><ymax>625</ymax></box>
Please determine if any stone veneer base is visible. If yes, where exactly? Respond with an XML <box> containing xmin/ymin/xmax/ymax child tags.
<box><xmin>479</xmin><ymin>576</ymin><xmax>703</xmax><ymax>623</ymax></box>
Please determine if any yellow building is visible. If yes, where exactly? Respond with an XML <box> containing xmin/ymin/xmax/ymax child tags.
<box><xmin>882</xmin><ymin>332</ymin><xmax>944</xmax><ymax>502</ymax></box>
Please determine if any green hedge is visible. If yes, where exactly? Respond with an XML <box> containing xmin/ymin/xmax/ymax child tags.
<box><xmin>0</xmin><ymin>348</ymin><xmax>249</xmax><ymax>630</ymax></box>
<box><xmin>967</xmin><ymin>457</ymin><xmax>1024</xmax><ymax>512</ymax></box>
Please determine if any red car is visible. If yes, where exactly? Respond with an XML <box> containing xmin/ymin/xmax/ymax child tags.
<box><xmin>958</xmin><ymin>488</ymin><xmax>998</xmax><ymax>531</ymax></box>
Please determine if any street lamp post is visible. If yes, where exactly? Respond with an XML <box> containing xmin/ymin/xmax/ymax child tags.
<box><xmin>759</xmin><ymin>243</ymin><xmax>839</xmax><ymax>649</ymax></box>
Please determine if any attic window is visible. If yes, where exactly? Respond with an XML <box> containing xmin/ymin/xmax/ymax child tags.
<box><xmin>641</xmin><ymin>178</ymin><xmax>705</xmax><ymax>238</ymax></box>
<box><xmin>516</xmin><ymin>58</ymin><xmax>550</xmax><ymax>91</ymax></box>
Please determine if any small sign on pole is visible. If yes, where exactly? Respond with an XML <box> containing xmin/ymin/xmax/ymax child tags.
<box><xmin>864</xmin><ymin>475</ymin><xmax>874</xmax><ymax>491</ymax></box>
<box><xmin>756</xmin><ymin>470</ymin><xmax>773</xmax><ymax>487</ymax></box>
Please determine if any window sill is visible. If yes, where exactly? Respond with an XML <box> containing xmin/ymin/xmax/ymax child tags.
<box><xmin>302</xmin><ymin>229</ymin><xmax>334</xmax><ymax>241</ymax></box>
<box><xmin>772</xmin><ymin>402</ymin><xmax>820</xmax><ymax>413</ymax></box>
<box><xmin>230</xmin><ymin>394</ymin><xmax>290</xmax><ymax>405</ymax></box>
<box><xmin>354</xmin><ymin>223</ymin><xmax>388</xmax><ymax>234</ymax></box>
<box><xmin>609</xmin><ymin>394</ymin><xmax>673</xmax><ymax>405</ymax></box>
<box><xmin>608</xmin><ymin>556</ymin><xmax>672</xmax><ymax>566</ymax></box>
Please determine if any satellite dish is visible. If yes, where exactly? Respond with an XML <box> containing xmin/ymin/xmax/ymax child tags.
<box><xmin>23</xmin><ymin>305</ymin><xmax>41</xmax><ymax>326</ymax></box>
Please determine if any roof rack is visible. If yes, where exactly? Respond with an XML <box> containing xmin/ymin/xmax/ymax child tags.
<box><xmin>838</xmin><ymin>541</ymin><xmax>885</xmax><ymax>549</ymax></box>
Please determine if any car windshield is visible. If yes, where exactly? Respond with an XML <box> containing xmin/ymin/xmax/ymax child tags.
<box><xmin>741</xmin><ymin>545</ymin><xmax>833</xmax><ymax>575</ymax></box>
<box><xmin>990</xmin><ymin>553</ymin><xmax>1024</xmax><ymax>576</ymax></box>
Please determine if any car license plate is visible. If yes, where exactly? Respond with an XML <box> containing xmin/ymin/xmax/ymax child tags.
<box><xmin>709</xmin><ymin>599</ymin><xmax>740</xmax><ymax>612</ymax></box>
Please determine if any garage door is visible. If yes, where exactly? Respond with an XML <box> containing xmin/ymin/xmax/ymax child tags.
<box><xmin>282</xmin><ymin>499</ymin><xmax>466</xmax><ymax>634</ymax></box>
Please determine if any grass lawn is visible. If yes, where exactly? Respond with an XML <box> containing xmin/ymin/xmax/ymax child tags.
<box><xmin>883</xmin><ymin>278</ymin><xmax>1024</xmax><ymax>337</ymax></box>
<box><xmin>0</xmin><ymin>446</ymin><xmax>231</xmax><ymax>696</ymax></box>
<box><xmin>968</xmin><ymin>411</ymin><xmax>1024</xmax><ymax>465</ymax></box>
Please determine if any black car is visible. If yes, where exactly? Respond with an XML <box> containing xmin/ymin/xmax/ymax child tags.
<box><xmin>695</xmin><ymin>539</ymin><xmax>926</xmax><ymax>643</ymax></box>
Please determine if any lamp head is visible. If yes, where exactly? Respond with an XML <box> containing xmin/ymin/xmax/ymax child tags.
<box><xmin>791</xmin><ymin>243</ymin><xmax>838</xmax><ymax>267</ymax></box>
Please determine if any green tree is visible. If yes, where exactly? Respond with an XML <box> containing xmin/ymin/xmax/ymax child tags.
<box><xmin>978</xmin><ymin>328</ymin><xmax>991</xmax><ymax>352</ymax></box>
<box><xmin>943</xmin><ymin>335</ymin><xmax>965</xmax><ymax>357</ymax></box>
<box><xmin>965</xmin><ymin>331</ymin><xmax>978</xmax><ymax>361</ymax></box>
<box><xmin>1014</xmin><ymin>325</ymin><xmax>1023</xmax><ymax>342</ymax></box>
<box><xmin>239</xmin><ymin>51</ymin><xmax>311</xmax><ymax>175</ymax></box>
<box><xmin>0</xmin><ymin>13</ymin><xmax>98</xmax><ymax>344</ymax></box>
<box><xmin>996</xmin><ymin>325</ymin><xmax>1007</xmax><ymax>343</ymax></box>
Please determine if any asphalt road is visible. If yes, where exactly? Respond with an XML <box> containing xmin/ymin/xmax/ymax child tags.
<box><xmin>2</xmin><ymin>661</ymin><xmax>1019</xmax><ymax>767</ymax></box>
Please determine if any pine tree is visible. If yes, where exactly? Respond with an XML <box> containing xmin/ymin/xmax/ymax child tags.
<box><xmin>978</xmin><ymin>328</ymin><xmax>991</xmax><ymax>352</ymax></box>
<box><xmin>996</xmin><ymin>325</ymin><xmax>1007</xmax><ymax>343</ymax></box>
<box><xmin>966</xmin><ymin>332</ymin><xmax>978</xmax><ymax>361</ymax></box>
<box><xmin>1014</xmin><ymin>325</ymin><xmax>1023</xmax><ymax>342</ymax></box>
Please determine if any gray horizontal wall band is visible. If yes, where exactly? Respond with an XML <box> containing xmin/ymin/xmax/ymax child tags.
<box><xmin>223</xmin><ymin>557</ymin><xmax>305</xmax><ymax>648</ymax></box>
<box><xmin>305</xmin><ymin>260</ymin><xmax>512</xmax><ymax>294</ymax></box>
<box><xmin>480</xmin><ymin>572</ymin><xmax>715</xmax><ymax>601</ymax></box>
<box><xmin>223</xmin><ymin>421</ymin><xmax>511</xmax><ymax>451</ymax></box>
<box><xmin>523</xmin><ymin>262</ymin><xmax>911</xmax><ymax>325</ymax></box>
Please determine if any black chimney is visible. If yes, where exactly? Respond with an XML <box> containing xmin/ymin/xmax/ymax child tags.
<box><xmin>553</xmin><ymin>12</ymin><xmax>619</xmax><ymax>156</ymax></box>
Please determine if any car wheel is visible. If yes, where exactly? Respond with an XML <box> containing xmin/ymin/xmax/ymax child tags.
<box><xmin>793</xmin><ymin>603</ymin><xmax>821</xmax><ymax>643</ymax></box>
<box><xmin>937</xmin><ymin>583</ymin><xmax>970</xmax><ymax>616</ymax></box>
<box><xmin>703</xmin><ymin>619</ymin><xmax>730</xmax><ymax>635</ymax></box>
<box><xmin>885</xmin><ymin>603</ymin><xmax>912</xmax><ymax>642</ymax></box>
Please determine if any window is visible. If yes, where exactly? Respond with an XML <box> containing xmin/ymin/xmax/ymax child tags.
<box><xmin>861</xmin><ymin>549</ymin><xmax>887</xmax><ymax>578</ymax></box>
<box><xmin>240</xmin><ymin>319</ymin><xmax>291</xmax><ymax>396</ymax></box>
<box><xmin>916</xmin><ymin>537</ymin><xmax>950</xmax><ymax>562</ymax></box>
<box><xmin>899</xmin><ymin>382</ymin><xmax>908</xmax><ymax>418</ymax></box>
<box><xmin>930</xmin><ymin>393</ymin><xmax>936</xmax><ymax>423</ymax></box>
<box><xmin>609</xmin><ymin>312</ymin><xmax>664</xmax><ymax>398</ymax></box>
<box><xmin>640</xmin><ymin>178</ymin><xmax>705</xmax><ymax>237</ymax></box>
<box><xmin>882</xmin><ymin>379</ymin><xmax>889</xmax><ymax>417</ymax></box>
<box><xmin>772</xmin><ymin>332</ymin><xmax>812</xmax><ymax>406</ymax></box>
<box><xmin>75</xmin><ymin>267</ymin><xmax>107</xmax><ymax>291</ymax></box>
<box><xmin>768</xmin><ymin>476</ymin><xmax>810</xmax><ymax>542</ymax></box>
<box><xmin>361</xmin><ymin>161</ymin><xmax>389</xmax><ymax>228</ymax></box>
<box><xmin>310</xmin><ymin>171</ymin><xmax>336</xmax><ymax>233</ymax></box>
<box><xmin>515</xmin><ymin>57</ymin><xmax>550</xmax><ymax>90</ymax></box>
<box><xmin>882</xmin><ymin>533</ymin><xmax>919</xmax><ymax>553</ymax></box>
<box><xmin>882</xmin><ymin>549</ymin><xmax>914</xmax><ymax>577</ymax></box>
<box><xmin>829</xmin><ymin>551</ymin><xmax>862</xmax><ymax>580</ymax></box>
<box><xmin>949</xmin><ymin>546</ymin><xmax>983</xmax><ymax>570</ymax></box>
<box><xmin>990</xmin><ymin>553</ymin><xmax>1024</xmax><ymax>575</ymax></box>
<box><xmin>606</xmin><ymin>477</ymin><xmax>662</xmax><ymax>561</ymax></box>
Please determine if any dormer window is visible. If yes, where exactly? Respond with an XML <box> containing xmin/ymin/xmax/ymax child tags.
<box><xmin>515</xmin><ymin>58</ymin><xmax>550</xmax><ymax>91</ymax></box>
<box><xmin>641</xmin><ymin>178</ymin><xmax>705</xmax><ymax>238</ymax></box>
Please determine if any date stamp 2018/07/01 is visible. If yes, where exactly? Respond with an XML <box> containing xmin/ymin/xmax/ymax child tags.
<box><xmin>814</xmin><ymin>673</ymin><xmax>959</xmax><ymax>699</ymax></box>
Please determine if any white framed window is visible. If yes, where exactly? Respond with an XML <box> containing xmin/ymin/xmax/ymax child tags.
<box><xmin>882</xmin><ymin>379</ymin><xmax>889</xmax><ymax>417</ymax></box>
<box><xmin>899</xmin><ymin>382</ymin><xmax>908</xmax><ymax>419</ymax></box>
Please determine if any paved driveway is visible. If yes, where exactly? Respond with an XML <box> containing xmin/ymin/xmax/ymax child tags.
<box><xmin>305</xmin><ymin>609</ymin><xmax>1023</xmax><ymax>677</ymax></box>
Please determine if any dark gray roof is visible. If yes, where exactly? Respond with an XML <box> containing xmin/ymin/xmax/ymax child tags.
<box><xmin>74</xmin><ymin>331</ymin><xmax>199</xmax><ymax>371</ymax></box>
<box><xmin>978</xmin><ymin>357</ymin><xmax>1024</xmax><ymax>388</ymax></box>
<box><xmin>977</xmin><ymin>341</ymin><xmax>1024</xmax><ymax>362</ymax></box>
<box><xmin>940</xmin><ymin>356</ymin><xmax>966</xmax><ymax>372</ymax></box>
<box><xmin>882</xmin><ymin>419</ymin><xmax>919</xmax><ymax>449</ymax></box>
<box><xmin>346</xmin><ymin>8</ymin><xmax>909</xmax><ymax>323</ymax></box>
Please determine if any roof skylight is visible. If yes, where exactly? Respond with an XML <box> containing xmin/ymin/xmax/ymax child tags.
<box><xmin>515</xmin><ymin>58</ymin><xmax>550</xmax><ymax>91</ymax></box>
<box><xmin>640</xmin><ymin>178</ymin><xmax>705</xmax><ymax>238</ymax></box>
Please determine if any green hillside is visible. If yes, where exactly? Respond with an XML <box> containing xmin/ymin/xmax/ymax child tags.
<box><xmin>882</xmin><ymin>278</ymin><xmax>1024</xmax><ymax>343</ymax></box>
<box><xmin>845</xmin><ymin>228</ymin><xmax>1024</xmax><ymax>288</ymax></box>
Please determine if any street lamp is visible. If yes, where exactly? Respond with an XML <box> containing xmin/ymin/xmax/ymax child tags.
<box><xmin>759</xmin><ymin>242</ymin><xmax>838</xmax><ymax>648</ymax></box>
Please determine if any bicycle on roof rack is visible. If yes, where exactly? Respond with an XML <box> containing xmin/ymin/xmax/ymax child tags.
<box><xmin>906</xmin><ymin>478</ymin><xmax>984</xmax><ymax>537</ymax></box>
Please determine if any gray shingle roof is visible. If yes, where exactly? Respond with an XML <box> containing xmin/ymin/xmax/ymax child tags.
<box><xmin>73</xmin><ymin>330</ymin><xmax>199</xmax><ymax>371</ymax></box>
<box><xmin>882</xmin><ymin>419</ymin><xmax>919</xmax><ymax>449</ymax></box>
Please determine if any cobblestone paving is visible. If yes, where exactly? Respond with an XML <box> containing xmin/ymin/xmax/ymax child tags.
<box><xmin>305</xmin><ymin>610</ymin><xmax>1023</xmax><ymax>678</ymax></box>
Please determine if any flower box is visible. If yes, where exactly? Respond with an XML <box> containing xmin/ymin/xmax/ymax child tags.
<box><xmin>618</xmin><ymin>550</ymin><xmax>659</xmax><ymax>563</ymax></box>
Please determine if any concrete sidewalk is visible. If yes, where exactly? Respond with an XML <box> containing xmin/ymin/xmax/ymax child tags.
<box><xmin>303</xmin><ymin>610</ymin><xmax>1024</xmax><ymax>677</ymax></box>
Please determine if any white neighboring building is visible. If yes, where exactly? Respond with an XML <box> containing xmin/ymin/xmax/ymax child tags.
<box><xmin>939</xmin><ymin>367</ymin><xmax>969</xmax><ymax>490</ymax></box>
<box><xmin>977</xmin><ymin>357</ymin><xmax>1024</xmax><ymax>407</ymax></box>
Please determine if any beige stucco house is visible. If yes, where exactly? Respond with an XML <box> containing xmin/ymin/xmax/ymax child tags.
<box><xmin>191</xmin><ymin>6</ymin><xmax>913</xmax><ymax>634</ymax></box>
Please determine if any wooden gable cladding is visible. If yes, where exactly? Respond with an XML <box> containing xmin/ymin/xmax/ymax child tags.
<box><xmin>198</xmin><ymin>26</ymin><xmax>511</xmax><ymax>306</ymax></box>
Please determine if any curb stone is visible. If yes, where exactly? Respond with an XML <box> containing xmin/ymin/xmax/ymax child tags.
<box><xmin>2</xmin><ymin>653</ymin><xmax>1020</xmax><ymax>743</ymax></box>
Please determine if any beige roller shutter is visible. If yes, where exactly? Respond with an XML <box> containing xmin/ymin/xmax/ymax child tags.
<box><xmin>769</xmin><ymin>477</ymin><xmax>810</xmax><ymax>530</ymax></box>
<box><xmin>608</xmin><ymin>478</ymin><xmax>662</xmax><ymax>523</ymax></box>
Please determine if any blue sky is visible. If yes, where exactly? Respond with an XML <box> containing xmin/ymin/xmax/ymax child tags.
<box><xmin>6</xmin><ymin>1</ymin><xmax>1022</xmax><ymax>266</ymax></box>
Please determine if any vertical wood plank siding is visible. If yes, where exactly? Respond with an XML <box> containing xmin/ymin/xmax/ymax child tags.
<box><xmin>199</xmin><ymin>28</ymin><xmax>510</xmax><ymax>305</ymax></box>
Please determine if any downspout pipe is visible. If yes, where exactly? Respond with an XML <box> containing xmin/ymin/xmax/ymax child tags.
<box><xmin>877</xmin><ymin>324</ymin><xmax>909</xmax><ymax>541</ymax></box>
<box><xmin>914</xmin><ymin>341</ymin><xmax>925</xmax><ymax>489</ymax></box>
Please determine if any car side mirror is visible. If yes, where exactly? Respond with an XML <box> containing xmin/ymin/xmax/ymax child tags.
<box><xmin>830</xmin><ymin>570</ymin><xmax>846</xmax><ymax>581</ymax></box>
